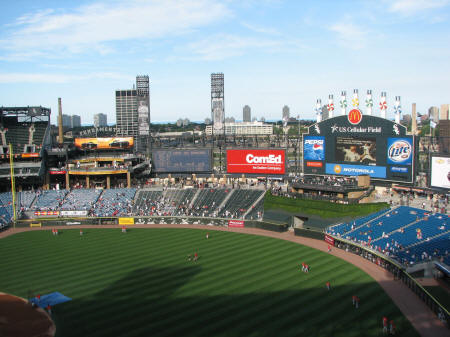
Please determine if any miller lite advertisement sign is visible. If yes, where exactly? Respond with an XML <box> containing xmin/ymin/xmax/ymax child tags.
<box><xmin>387</xmin><ymin>138</ymin><xmax>412</xmax><ymax>165</ymax></box>
<box><xmin>227</xmin><ymin>149</ymin><xmax>286</xmax><ymax>175</ymax></box>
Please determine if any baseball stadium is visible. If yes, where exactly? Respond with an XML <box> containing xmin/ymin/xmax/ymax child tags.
<box><xmin>0</xmin><ymin>98</ymin><xmax>449</xmax><ymax>337</ymax></box>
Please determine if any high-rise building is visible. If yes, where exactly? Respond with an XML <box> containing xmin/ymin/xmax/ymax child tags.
<box><xmin>282</xmin><ymin>105</ymin><xmax>290</xmax><ymax>121</ymax></box>
<box><xmin>94</xmin><ymin>113</ymin><xmax>107</xmax><ymax>127</ymax></box>
<box><xmin>115</xmin><ymin>75</ymin><xmax>150</xmax><ymax>140</ymax></box>
<box><xmin>71</xmin><ymin>115</ymin><xmax>81</xmax><ymax>128</ymax></box>
<box><xmin>440</xmin><ymin>104</ymin><xmax>449</xmax><ymax>120</ymax></box>
<box><xmin>62</xmin><ymin>114</ymin><xmax>71</xmax><ymax>127</ymax></box>
<box><xmin>243</xmin><ymin>105</ymin><xmax>251</xmax><ymax>122</ymax></box>
<box><xmin>322</xmin><ymin>105</ymin><xmax>329</xmax><ymax>121</ymax></box>
<box><xmin>211</xmin><ymin>73</ymin><xmax>224</xmax><ymax>132</ymax></box>
<box><xmin>115</xmin><ymin>89</ymin><xmax>138</xmax><ymax>136</ymax></box>
<box><xmin>428</xmin><ymin>106</ymin><xmax>439</xmax><ymax>122</ymax></box>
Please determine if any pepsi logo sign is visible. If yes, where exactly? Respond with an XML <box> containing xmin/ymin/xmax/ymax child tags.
<box><xmin>388</xmin><ymin>140</ymin><xmax>411</xmax><ymax>163</ymax></box>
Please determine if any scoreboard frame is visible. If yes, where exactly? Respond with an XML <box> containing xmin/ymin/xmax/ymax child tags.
<box><xmin>151</xmin><ymin>148</ymin><xmax>213</xmax><ymax>173</ymax></box>
<box><xmin>303</xmin><ymin>114</ymin><xmax>415</xmax><ymax>183</ymax></box>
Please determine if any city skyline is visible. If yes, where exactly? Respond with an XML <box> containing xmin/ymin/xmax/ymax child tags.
<box><xmin>0</xmin><ymin>0</ymin><xmax>449</xmax><ymax>124</ymax></box>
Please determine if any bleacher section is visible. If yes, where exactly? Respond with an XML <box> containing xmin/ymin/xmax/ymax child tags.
<box><xmin>93</xmin><ymin>188</ymin><xmax>136</xmax><ymax>217</ymax></box>
<box><xmin>190</xmin><ymin>189</ymin><xmax>229</xmax><ymax>217</ymax></box>
<box><xmin>60</xmin><ymin>189</ymin><xmax>102</xmax><ymax>211</ymax></box>
<box><xmin>133</xmin><ymin>190</ymin><xmax>163</xmax><ymax>216</ymax></box>
<box><xmin>1</xmin><ymin>188</ymin><xmax>266</xmax><ymax>227</ymax></box>
<box><xmin>162</xmin><ymin>189</ymin><xmax>197</xmax><ymax>216</ymax></box>
<box><xmin>32</xmin><ymin>190</ymin><xmax>68</xmax><ymax>211</ymax></box>
<box><xmin>0</xmin><ymin>192</ymin><xmax>13</xmax><ymax>228</ymax></box>
<box><xmin>5</xmin><ymin>123</ymin><xmax>30</xmax><ymax>154</ymax></box>
<box><xmin>245</xmin><ymin>197</ymin><xmax>264</xmax><ymax>220</ymax></box>
<box><xmin>2</xmin><ymin>122</ymin><xmax>47</xmax><ymax>154</ymax></box>
<box><xmin>18</xmin><ymin>191</ymin><xmax>36</xmax><ymax>209</ymax></box>
<box><xmin>219</xmin><ymin>190</ymin><xmax>264</xmax><ymax>219</ymax></box>
<box><xmin>31</xmin><ymin>123</ymin><xmax>47</xmax><ymax>147</ymax></box>
<box><xmin>326</xmin><ymin>206</ymin><xmax>449</xmax><ymax>266</ymax></box>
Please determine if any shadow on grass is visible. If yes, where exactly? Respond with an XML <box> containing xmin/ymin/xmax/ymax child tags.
<box><xmin>51</xmin><ymin>266</ymin><xmax>419</xmax><ymax>337</ymax></box>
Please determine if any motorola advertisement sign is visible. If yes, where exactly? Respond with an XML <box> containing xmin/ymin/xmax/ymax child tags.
<box><xmin>303</xmin><ymin>113</ymin><xmax>414</xmax><ymax>182</ymax></box>
<box><xmin>227</xmin><ymin>149</ymin><xmax>286</xmax><ymax>175</ymax></box>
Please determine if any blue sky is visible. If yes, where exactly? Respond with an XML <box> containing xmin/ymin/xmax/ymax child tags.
<box><xmin>0</xmin><ymin>0</ymin><xmax>449</xmax><ymax>124</ymax></box>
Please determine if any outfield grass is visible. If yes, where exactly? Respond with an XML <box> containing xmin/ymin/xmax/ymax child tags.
<box><xmin>0</xmin><ymin>228</ymin><xmax>418</xmax><ymax>337</ymax></box>
<box><xmin>264</xmin><ymin>192</ymin><xmax>389</xmax><ymax>219</ymax></box>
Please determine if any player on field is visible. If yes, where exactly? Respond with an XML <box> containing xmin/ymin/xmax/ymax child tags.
<box><xmin>326</xmin><ymin>281</ymin><xmax>330</xmax><ymax>290</ymax></box>
<box><xmin>389</xmin><ymin>319</ymin><xmax>395</xmax><ymax>335</ymax></box>
<box><xmin>382</xmin><ymin>316</ymin><xmax>388</xmax><ymax>334</ymax></box>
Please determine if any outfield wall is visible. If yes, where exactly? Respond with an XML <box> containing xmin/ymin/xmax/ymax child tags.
<box><xmin>14</xmin><ymin>216</ymin><xmax>288</xmax><ymax>232</ymax></box>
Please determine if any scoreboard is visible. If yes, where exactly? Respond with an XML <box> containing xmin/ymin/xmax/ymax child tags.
<box><xmin>152</xmin><ymin>149</ymin><xmax>212</xmax><ymax>173</ymax></box>
<box><xmin>303</xmin><ymin>114</ymin><xmax>415</xmax><ymax>183</ymax></box>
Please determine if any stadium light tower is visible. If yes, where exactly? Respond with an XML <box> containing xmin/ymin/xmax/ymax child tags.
<box><xmin>211</xmin><ymin>73</ymin><xmax>224</xmax><ymax>134</ymax></box>
<box><xmin>340</xmin><ymin>91</ymin><xmax>347</xmax><ymax>115</ymax></box>
<box><xmin>380</xmin><ymin>92</ymin><xmax>387</xmax><ymax>119</ymax></box>
<box><xmin>365</xmin><ymin>90</ymin><xmax>373</xmax><ymax>115</ymax></box>
<box><xmin>315</xmin><ymin>99</ymin><xmax>322</xmax><ymax>123</ymax></box>
<box><xmin>394</xmin><ymin>96</ymin><xmax>402</xmax><ymax>124</ymax></box>
<box><xmin>327</xmin><ymin>95</ymin><xmax>334</xmax><ymax>119</ymax></box>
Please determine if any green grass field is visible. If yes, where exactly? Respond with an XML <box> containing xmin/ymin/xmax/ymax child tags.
<box><xmin>0</xmin><ymin>228</ymin><xmax>419</xmax><ymax>337</ymax></box>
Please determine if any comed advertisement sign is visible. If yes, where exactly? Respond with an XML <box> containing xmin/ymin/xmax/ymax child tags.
<box><xmin>227</xmin><ymin>149</ymin><xmax>286</xmax><ymax>175</ymax></box>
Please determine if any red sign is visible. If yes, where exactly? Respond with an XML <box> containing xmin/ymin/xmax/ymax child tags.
<box><xmin>228</xmin><ymin>220</ymin><xmax>245</xmax><ymax>228</ymax></box>
<box><xmin>227</xmin><ymin>149</ymin><xmax>285</xmax><ymax>175</ymax></box>
<box><xmin>324</xmin><ymin>234</ymin><xmax>335</xmax><ymax>246</ymax></box>
<box><xmin>348</xmin><ymin>109</ymin><xmax>362</xmax><ymax>125</ymax></box>
<box><xmin>21</xmin><ymin>153</ymin><xmax>39</xmax><ymax>158</ymax></box>
<box><xmin>306</xmin><ymin>161</ymin><xmax>323</xmax><ymax>168</ymax></box>
<box><xmin>49</xmin><ymin>170</ymin><xmax>67</xmax><ymax>175</ymax></box>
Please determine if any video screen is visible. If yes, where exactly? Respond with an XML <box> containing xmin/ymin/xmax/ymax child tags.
<box><xmin>335</xmin><ymin>137</ymin><xmax>377</xmax><ymax>165</ymax></box>
<box><xmin>152</xmin><ymin>149</ymin><xmax>212</xmax><ymax>173</ymax></box>
<box><xmin>431</xmin><ymin>156</ymin><xmax>450</xmax><ymax>189</ymax></box>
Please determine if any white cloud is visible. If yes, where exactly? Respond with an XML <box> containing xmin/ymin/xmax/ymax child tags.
<box><xmin>185</xmin><ymin>34</ymin><xmax>306</xmax><ymax>61</ymax></box>
<box><xmin>388</xmin><ymin>0</ymin><xmax>449</xmax><ymax>16</ymax></box>
<box><xmin>0</xmin><ymin>0</ymin><xmax>230</xmax><ymax>59</ymax></box>
<box><xmin>329</xmin><ymin>23</ymin><xmax>368</xmax><ymax>50</ymax></box>
<box><xmin>0</xmin><ymin>72</ymin><xmax>128</xmax><ymax>84</ymax></box>
<box><xmin>241</xmin><ymin>22</ymin><xmax>279</xmax><ymax>35</ymax></box>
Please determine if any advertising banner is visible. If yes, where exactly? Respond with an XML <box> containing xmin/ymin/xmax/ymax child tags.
<box><xmin>138</xmin><ymin>98</ymin><xmax>150</xmax><ymax>136</ymax></box>
<box><xmin>60</xmin><ymin>210</ymin><xmax>88</xmax><ymax>217</ymax></box>
<box><xmin>119</xmin><ymin>217</ymin><xmax>135</xmax><ymax>225</ymax></box>
<box><xmin>387</xmin><ymin>138</ymin><xmax>413</xmax><ymax>165</ymax></box>
<box><xmin>74</xmin><ymin>137</ymin><xmax>134</xmax><ymax>150</ymax></box>
<box><xmin>34</xmin><ymin>211</ymin><xmax>60</xmax><ymax>216</ymax></box>
<box><xmin>49</xmin><ymin>170</ymin><xmax>67</xmax><ymax>175</ymax></box>
<box><xmin>228</xmin><ymin>220</ymin><xmax>245</xmax><ymax>228</ymax></box>
<box><xmin>227</xmin><ymin>149</ymin><xmax>286</xmax><ymax>175</ymax></box>
<box><xmin>326</xmin><ymin>163</ymin><xmax>386</xmax><ymax>178</ymax></box>
<box><xmin>304</xmin><ymin>136</ymin><xmax>325</xmax><ymax>161</ymax></box>
<box><xmin>431</xmin><ymin>156</ymin><xmax>450</xmax><ymax>189</ymax></box>
<box><xmin>324</xmin><ymin>234</ymin><xmax>335</xmax><ymax>246</ymax></box>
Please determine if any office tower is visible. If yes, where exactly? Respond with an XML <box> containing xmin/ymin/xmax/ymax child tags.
<box><xmin>440</xmin><ymin>104</ymin><xmax>449</xmax><ymax>120</ymax></box>
<box><xmin>71</xmin><ymin>115</ymin><xmax>81</xmax><ymax>128</ymax></box>
<box><xmin>428</xmin><ymin>106</ymin><xmax>439</xmax><ymax>122</ymax></box>
<box><xmin>243</xmin><ymin>105</ymin><xmax>251</xmax><ymax>122</ymax></box>
<box><xmin>115</xmin><ymin>74</ymin><xmax>150</xmax><ymax>140</ymax></box>
<box><xmin>94</xmin><ymin>113</ymin><xmax>107</xmax><ymax>127</ymax></box>
<box><xmin>282</xmin><ymin>105</ymin><xmax>290</xmax><ymax>121</ymax></box>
